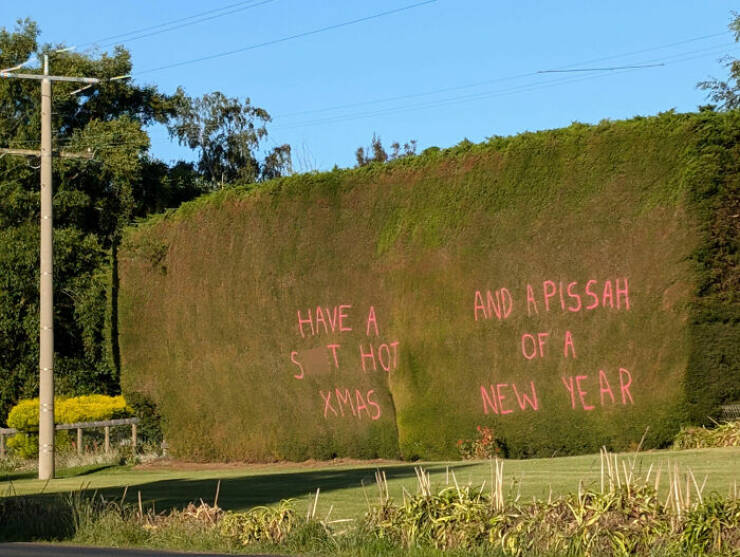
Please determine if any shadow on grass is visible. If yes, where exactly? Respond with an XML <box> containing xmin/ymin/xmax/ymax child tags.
<box><xmin>101</xmin><ymin>463</ymin><xmax>476</xmax><ymax>513</ymax></box>
<box><xmin>1</xmin><ymin>463</ymin><xmax>476</xmax><ymax>515</ymax></box>
<box><xmin>0</xmin><ymin>470</ymin><xmax>37</xmax><ymax>483</ymax></box>
<box><xmin>0</xmin><ymin>494</ymin><xmax>75</xmax><ymax>541</ymax></box>
<box><xmin>0</xmin><ymin>463</ymin><xmax>120</xmax><ymax>483</ymax></box>
<box><xmin>0</xmin><ymin>462</ymin><xmax>476</xmax><ymax>541</ymax></box>
<box><xmin>59</xmin><ymin>464</ymin><xmax>119</xmax><ymax>478</ymax></box>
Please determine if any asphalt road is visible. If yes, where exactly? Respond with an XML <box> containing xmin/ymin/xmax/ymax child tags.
<box><xmin>0</xmin><ymin>544</ymin><xmax>282</xmax><ymax>557</ymax></box>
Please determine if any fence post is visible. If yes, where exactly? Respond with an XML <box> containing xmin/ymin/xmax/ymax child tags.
<box><xmin>104</xmin><ymin>425</ymin><xmax>110</xmax><ymax>453</ymax></box>
<box><xmin>131</xmin><ymin>423</ymin><xmax>137</xmax><ymax>451</ymax></box>
<box><xmin>0</xmin><ymin>432</ymin><xmax>5</xmax><ymax>458</ymax></box>
<box><xmin>77</xmin><ymin>428</ymin><xmax>83</xmax><ymax>455</ymax></box>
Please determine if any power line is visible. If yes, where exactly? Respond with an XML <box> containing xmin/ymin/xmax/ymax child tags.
<box><xmin>48</xmin><ymin>38</ymin><xmax>732</xmax><ymax>137</ymax></box>
<box><xmin>76</xmin><ymin>0</ymin><xmax>274</xmax><ymax>49</ymax></box>
<box><xmin>282</xmin><ymin>42</ymin><xmax>735</xmax><ymax>125</ymax></box>
<box><xmin>273</xmin><ymin>70</ymin><xmax>644</xmax><ymax>131</ymax></box>
<box><xmin>554</xmin><ymin>31</ymin><xmax>730</xmax><ymax>70</ymax></box>
<box><xmin>4</xmin><ymin>43</ymin><xmax>735</xmax><ymax>142</ymax></box>
<box><xmin>537</xmin><ymin>63</ymin><xmax>665</xmax><ymax>74</ymax></box>
<box><xmin>275</xmin><ymin>71</ymin><xmax>540</xmax><ymax>119</ymax></box>
<box><xmin>91</xmin><ymin>0</ymin><xmax>277</xmax><ymax>50</ymax></box>
<box><xmin>5</xmin><ymin>22</ymin><xmax>730</xmax><ymax>131</ymax></box>
<box><xmin>134</xmin><ymin>0</ymin><xmax>438</xmax><ymax>76</ymax></box>
<box><xmin>271</xmin><ymin>44</ymin><xmax>739</xmax><ymax>131</ymax></box>
<box><xmin>532</xmin><ymin>29</ymin><xmax>732</xmax><ymax>71</ymax></box>
<box><xmin>1</xmin><ymin>23</ymin><xmax>734</xmax><ymax>147</ymax></box>
<box><xmin>271</xmin><ymin>32</ymin><xmax>733</xmax><ymax>121</ymax></box>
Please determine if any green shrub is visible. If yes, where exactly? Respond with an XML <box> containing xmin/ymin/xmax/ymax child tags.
<box><xmin>457</xmin><ymin>426</ymin><xmax>506</xmax><ymax>460</ymax></box>
<box><xmin>681</xmin><ymin>495</ymin><xmax>740</xmax><ymax>555</ymax></box>
<box><xmin>219</xmin><ymin>500</ymin><xmax>298</xmax><ymax>545</ymax></box>
<box><xmin>121</xmin><ymin>391</ymin><xmax>162</xmax><ymax>444</ymax></box>
<box><xmin>6</xmin><ymin>395</ymin><xmax>133</xmax><ymax>458</ymax></box>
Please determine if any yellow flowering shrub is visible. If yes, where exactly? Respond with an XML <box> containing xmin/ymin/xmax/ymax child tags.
<box><xmin>6</xmin><ymin>395</ymin><xmax>133</xmax><ymax>458</ymax></box>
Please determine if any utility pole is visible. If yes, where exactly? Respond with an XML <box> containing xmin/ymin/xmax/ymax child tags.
<box><xmin>0</xmin><ymin>56</ymin><xmax>98</xmax><ymax>480</ymax></box>
<box><xmin>38</xmin><ymin>55</ymin><xmax>55</xmax><ymax>482</ymax></box>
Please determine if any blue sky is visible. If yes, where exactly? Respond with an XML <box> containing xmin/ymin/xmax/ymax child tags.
<box><xmin>2</xmin><ymin>1</ymin><xmax>738</xmax><ymax>171</ymax></box>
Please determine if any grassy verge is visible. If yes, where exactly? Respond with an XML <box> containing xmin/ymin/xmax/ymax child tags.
<box><xmin>2</xmin><ymin>447</ymin><xmax>738</xmax><ymax>520</ymax></box>
<box><xmin>1</xmin><ymin>448</ymin><xmax>738</xmax><ymax>555</ymax></box>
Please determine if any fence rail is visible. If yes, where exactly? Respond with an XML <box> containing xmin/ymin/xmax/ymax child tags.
<box><xmin>55</xmin><ymin>417</ymin><xmax>139</xmax><ymax>430</ymax></box>
<box><xmin>0</xmin><ymin>417</ymin><xmax>139</xmax><ymax>457</ymax></box>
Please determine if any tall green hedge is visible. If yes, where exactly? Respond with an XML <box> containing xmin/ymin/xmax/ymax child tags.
<box><xmin>118</xmin><ymin>111</ymin><xmax>739</xmax><ymax>461</ymax></box>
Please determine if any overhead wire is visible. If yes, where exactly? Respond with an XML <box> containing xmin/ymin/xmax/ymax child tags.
<box><xmin>99</xmin><ymin>32</ymin><xmax>735</xmax><ymax>137</ymax></box>
<box><xmin>75</xmin><ymin>0</ymin><xmax>276</xmax><ymax>50</ymax></box>
<box><xmin>552</xmin><ymin>31</ymin><xmax>731</xmax><ymax>70</ymax></box>
<box><xmin>90</xmin><ymin>0</ymin><xmax>277</xmax><ymax>50</ymax></box>
<box><xmin>55</xmin><ymin>44</ymin><xmax>723</xmax><ymax>143</ymax></box>
<box><xmin>1</xmin><ymin>17</ymin><xmax>735</xmax><ymax>150</ymax></box>
<box><xmin>537</xmin><ymin>63</ymin><xmax>665</xmax><ymax>73</ymax></box>
<box><xmin>269</xmin><ymin>43</ymin><xmax>739</xmax><ymax>130</ymax></box>
<box><xmin>13</xmin><ymin>0</ymin><xmax>280</xmax><ymax>93</ymax></box>
<box><xmin>3</xmin><ymin>40</ymin><xmax>736</xmax><ymax>143</ymax></box>
<box><xmin>53</xmin><ymin>38</ymin><xmax>730</xmax><ymax>139</ymax></box>
<box><xmin>273</xmin><ymin>69</ymin><xmax>648</xmax><ymax>131</ymax></box>
<box><xmin>274</xmin><ymin>71</ymin><xmax>541</xmax><ymax>119</ymax></box>
<box><xmin>3</xmin><ymin>0</ymin><xmax>432</xmax><ymax>121</ymax></box>
<box><xmin>133</xmin><ymin>0</ymin><xmax>438</xmax><ymax>76</ymax></box>
<box><xmin>9</xmin><ymin>2</ymin><xmax>729</xmax><ymax>132</ymax></box>
<box><xmin>271</xmin><ymin>32</ymin><xmax>734</xmax><ymax>121</ymax></box>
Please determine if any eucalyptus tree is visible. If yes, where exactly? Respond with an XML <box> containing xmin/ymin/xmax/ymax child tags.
<box><xmin>169</xmin><ymin>89</ymin><xmax>291</xmax><ymax>188</ymax></box>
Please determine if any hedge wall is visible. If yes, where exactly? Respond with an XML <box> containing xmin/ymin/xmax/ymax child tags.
<box><xmin>118</xmin><ymin>111</ymin><xmax>739</xmax><ymax>461</ymax></box>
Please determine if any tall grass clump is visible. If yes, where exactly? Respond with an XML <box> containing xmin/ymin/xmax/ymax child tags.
<box><xmin>363</xmin><ymin>450</ymin><xmax>740</xmax><ymax>556</ymax></box>
<box><xmin>69</xmin><ymin>487</ymin><xmax>339</xmax><ymax>553</ymax></box>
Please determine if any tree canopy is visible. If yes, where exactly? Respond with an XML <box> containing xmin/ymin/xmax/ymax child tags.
<box><xmin>169</xmin><ymin>90</ymin><xmax>291</xmax><ymax>186</ymax></box>
<box><xmin>354</xmin><ymin>133</ymin><xmax>417</xmax><ymax>167</ymax></box>
<box><xmin>0</xmin><ymin>19</ymin><xmax>291</xmax><ymax>423</ymax></box>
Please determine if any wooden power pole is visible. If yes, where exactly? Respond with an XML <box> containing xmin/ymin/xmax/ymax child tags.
<box><xmin>0</xmin><ymin>55</ymin><xmax>98</xmax><ymax>480</ymax></box>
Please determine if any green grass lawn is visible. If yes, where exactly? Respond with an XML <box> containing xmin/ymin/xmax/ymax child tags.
<box><xmin>2</xmin><ymin>447</ymin><xmax>738</xmax><ymax>520</ymax></box>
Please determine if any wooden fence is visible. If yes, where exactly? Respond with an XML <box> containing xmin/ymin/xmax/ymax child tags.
<box><xmin>720</xmin><ymin>404</ymin><xmax>740</xmax><ymax>421</ymax></box>
<box><xmin>0</xmin><ymin>417</ymin><xmax>139</xmax><ymax>458</ymax></box>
